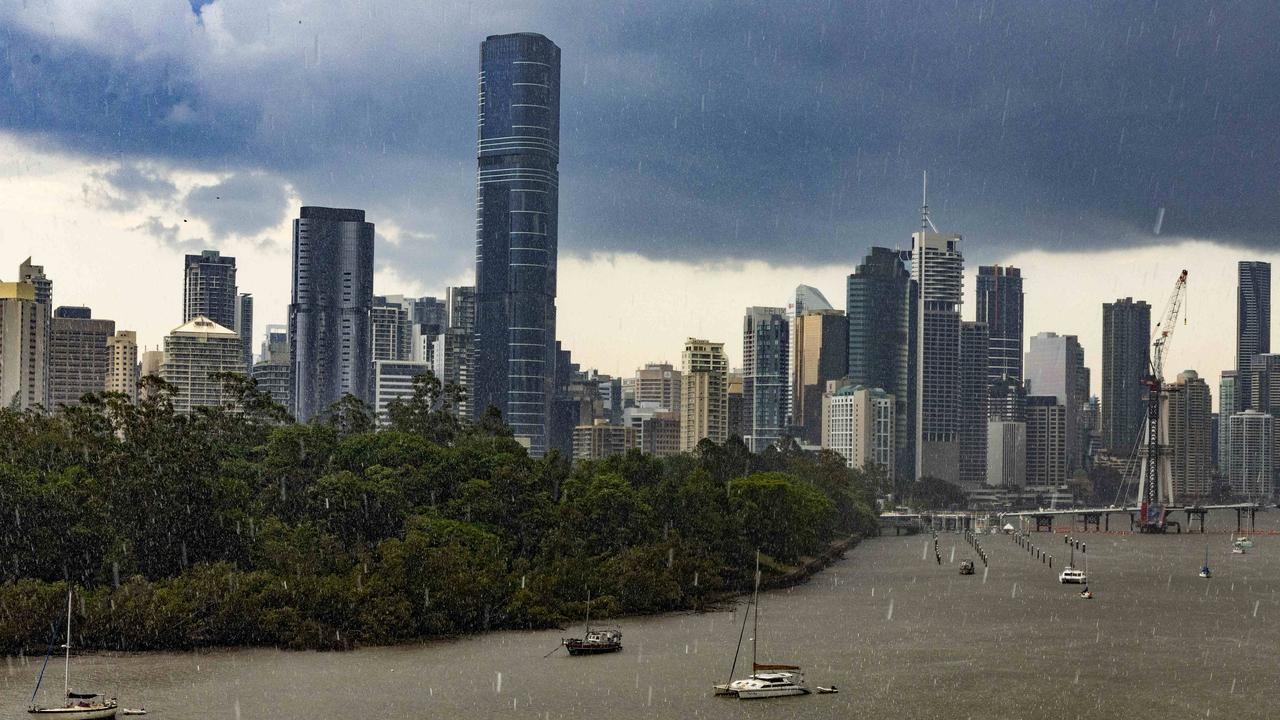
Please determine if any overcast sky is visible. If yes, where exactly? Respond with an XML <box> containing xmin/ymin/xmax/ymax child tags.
<box><xmin>1</xmin><ymin>1</ymin><xmax>1277</xmax><ymax>404</ymax></box>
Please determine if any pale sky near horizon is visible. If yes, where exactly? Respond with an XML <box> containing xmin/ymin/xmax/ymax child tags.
<box><xmin>3</xmin><ymin>1</ymin><xmax>1278</xmax><ymax>414</ymax></box>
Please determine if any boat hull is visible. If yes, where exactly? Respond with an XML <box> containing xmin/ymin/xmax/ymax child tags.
<box><xmin>564</xmin><ymin>642</ymin><xmax>622</xmax><ymax>656</ymax></box>
<box><xmin>735</xmin><ymin>686</ymin><xmax>811</xmax><ymax>699</ymax></box>
<box><xmin>29</xmin><ymin>706</ymin><xmax>118</xmax><ymax>719</ymax></box>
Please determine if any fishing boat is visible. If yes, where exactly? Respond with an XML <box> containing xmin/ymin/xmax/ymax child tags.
<box><xmin>713</xmin><ymin>553</ymin><xmax>809</xmax><ymax>700</ymax></box>
<box><xmin>561</xmin><ymin>592</ymin><xmax>622</xmax><ymax>656</ymax></box>
<box><xmin>1199</xmin><ymin>546</ymin><xmax>1211</xmax><ymax>578</ymax></box>
<box><xmin>28</xmin><ymin>590</ymin><xmax>118</xmax><ymax>719</ymax></box>
<box><xmin>1233</xmin><ymin>535</ymin><xmax>1254</xmax><ymax>549</ymax></box>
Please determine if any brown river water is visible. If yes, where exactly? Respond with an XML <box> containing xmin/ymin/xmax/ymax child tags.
<box><xmin>6</xmin><ymin>513</ymin><xmax>1278</xmax><ymax>719</ymax></box>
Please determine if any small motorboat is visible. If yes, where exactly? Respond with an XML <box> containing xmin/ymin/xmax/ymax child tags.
<box><xmin>816</xmin><ymin>686</ymin><xmax>839</xmax><ymax>694</ymax></box>
<box><xmin>958</xmin><ymin>560</ymin><xmax>975</xmax><ymax>575</ymax></box>
<box><xmin>1234</xmin><ymin>536</ymin><xmax>1254</xmax><ymax>549</ymax></box>
<box><xmin>563</xmin><ymin>628</ymin><xmax>622</xmax><ymax>656</ymax></box>
<box><xmin>1059</xmin><ymin>567</ymin><xmax>1087</xmax><ymax>584</ymax></box>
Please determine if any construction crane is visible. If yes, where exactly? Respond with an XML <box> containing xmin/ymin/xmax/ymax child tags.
<box><xmin>1136</xmin><ymin>269</ymin><xmax>1189</xmax><ymax>532</ymax></box>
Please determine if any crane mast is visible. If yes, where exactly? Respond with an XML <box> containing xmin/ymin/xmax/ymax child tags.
<box><xmin>1138</xmin><ymin>269</ymin><xmax>1188</xmax><ymax>532</ymax></box>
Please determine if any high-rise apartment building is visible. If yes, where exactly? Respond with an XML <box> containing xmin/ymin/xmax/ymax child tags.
<box><xmin>289</xmin><ymin>206</ymin><xmax>375</xmax><ymax>420</ymax></box>
<box><xmin>252</xmin><ymin>325</ymin><xmax>292</xmax><ymax>413</ymax></box>
<box><xmin>48</xmin><ymin>306</ymin><xmax>114</xmax><ymax>408</ymax></box>
<box><xmin>446</xmin><ymin>286</ymin><xmax>477</xmax><ymax>332</ymax></box>
<box><xmin>235</xmin><ymin>293</ymin><xmax>253</xmax><ymax>368</ymax></box>
<box><xmin>183</xmin><ymin>250</ymin><xmax>238</xmax><ymax>330</ymax></box>
<box><xmin>1237</xmin><ymin>261</ymin><xmax>1270</xmax><ymax>411</ymax></box>
<box><xmin>821</xmin><ymin>383</ymin><xmax>895</xmax><ymax>476</ymax></box>
<box><xmin>912</xmin><ymin>231</ymin><xmax>964</xmax><ymax>483</ymax></box>
<box><xmin>787</xmin><ymin>285</ymin><xmax>833</xmax><ymax>426</ymax></box>
<box><xmin>847</xmin><ymin>247</ymin><xmax>917</xmax><ymax>480</ymax></box>
<box><xmin>105</xmin><ymin>330</ymin><xmax>138</xmax><ymax>402</ymax></box>
<box><xmin>958</xmin><ymin>321</ymin><xmax>990</xmax><ymax>488</ymax></box>
<box><xmin>792</xmin><ymin>310</ymin><xmax>846</xmax><ymax>445</ymax></box>
<box><xmin>987</xmin><ymin>420</ymin><xmax>1027</xmax><ymax>487</ymax></box>
<box><xmin>0</xmin><ymin>281</ymin><xmax>48</xmax><ymax>410</ymax></box>
<box><xmin>1167</xmin><ymin>370</ymin><xmax>1212</xmax><ymax>502</ymax></box>
<box><xmin>975</xmin><ymin>265</ymin><xmax>1024</xmax><ymax>384</ymax></box>
<box><xmin>432</xmin><ymin>328</ymin><xmax>474</xmax><ymax>419</ymax></box>
<box><xmin>472</xmin><ymin>32</ymin><xmax>561</xmax><ymax>456</ymax></box>
<box><xmin>1024</xmin><ymin>332</ymin><xmax>1088</xmax><ymax>472</ymax></box>
<box><xmin>17</xmin><ymin>258</ymin><xmax>51</xmax><ymax>408</ymax></box>
<box><xmin>1026</xmin><ymin>395</ymin><xmax>1067</xmax><ymax>489</ymax></box>
<box><xmin>1101</xmin><ymin>298</ymin><xmax>1151</xmax><ymax>455</ymax></box>
<box><xmin>726</xmin><ymin>371</ymin><xmax>745</xmax><ymax>439</ymax></box>
<box><xmin>680</xmin><ymin>338</ymin><xmax>728</xmax><ymax>451</ymax></box>
<box><xmin>1228</xmin><ymin>410</ymin><xmax>1273</xmax><ymax>499</ymax></box>
<box><xmin>742</xmin><ymin>307</ymin><xmax>789</xmax><ymax>452</ymax></box>
<box><xmin>573</xmin><ymin>419</ymin><xmax>637</xmax><ymax>461</ymax></box>
<box><xmin>372</xmin><ymin>296</ymin><xmax>415</xmax><ymax>362</ymax></box>
<box><xmin>634</xmin><ymin>362</ymin><xmax>681</xmax><ymax>412</ymax></box>
<box><xmin>161</xmin><ymin>316</ymin><xmax>245</xmax><ymax>413</ymax></box>
<box><xmin>1219</xmin><ymin>371</ymin><xmax>1237</xmax><ymax>473</ymax></box>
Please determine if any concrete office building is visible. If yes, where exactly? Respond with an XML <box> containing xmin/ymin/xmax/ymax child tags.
<box><xmin>573</xmin><ymin>419</ymin><xmax>637</xmax><ymax>461</ymax></box>
<box><xmin>106</xmin><ymin>330</ymin><xmax>138</xmax><ymax>402</ymax></box>
<box><xmin>787</xmin><ymin>285</ymin><xmax>834</xmax><ymax>425</ymax></box>
<box><xmin>1025</xmin><ymin>331</ymin><xmax>1088</xmax><ymax>472</ymax></box>
<box><xmin>821</xmin><ymin>383</ymin><xmax>895</xmax><ymax>476</ymax></box>
<box><xmin>793</xmin><ymin>310</ymin><xmax>847</xmax><ymax>445</ymax></box>
<box><xmin>987</xmin><ymin>421</ymin><xmax>1027</xmax><ymax>487</ymax></box>
<box><xmin>1219</xmin><ymin>372</ymin><xmax>1237</xmax><ymax>473</ymax></box>
<box><xmin>743</xmin><ymin>307</ymin><xmax>789</xmax><ymax>452</ymax></box>
<box><xmin>472</xmin><ymin>33</ymin><xmax>562</xmax><ymax>455</ymax></box>
<box><xmin>184</xmin><ymin>250</ymin><xmax>238</xmax><ymax>330</ymax></box>
<box><xmin>161</xmin><ymin>316</ymin><xmax>245</xmax><ymax>413</ymax></box>
<box><xmin>847</xmin><ymin>247</ymin><xmax>917</xmax><ymax>480</ymax></box>
<box><xmin>1026</xmin><ymin>395</ymin><xmax>1067</xmax><ymax>489</ymax></box>
<box><xmin>958</xmin><ymin>321</ymin><xmax>990</xmax><ymax>488</ymax></box>
<box><xmin>1102</xmin><ymin>298</ymin><xmax>1151</xmax><ymax>455</ymax></box>
<box><xmin>681</xmin><ymin>338</ymin><xmax>728</xmax><ymax>451</ymax></box>
<box><xmin>976</xmin><ymin>265</ymin><xmax>1024</xmax><ymax>384</ymax></box>
<box><xmin>1228</xmin><ymin>410</ymin><xmax>1273</xmax><ymax>500</ymax></box>
<box><xmin>911</xmin><ymin>231</ymin><xmax>964</xmax><ymax>483</ymax></box>
<box><xmin>0</xmin><ymin>281</ymin><xmax>48</xmax><ymax>410</ymax></box>
<box><xmin>373</xmin><ymin>360</ymin><xmax>431</xmax><ymax>424</ymax></box>
<box><xmin>48</xmin><ymin>306</ymin><xmax>114</xmax><ymax>408</ymax></box>
<box><xmin>633</xmin><ymin>362</ymin><xmax>681</xmax><ymax>413</ymax></box>
<box><xmin>1237</xmin><ymin>261</ymin><xmax>1270</xmax><ymax>411</ymax></box>
<box><xmin>1167</xmin><ymin>370</ymin><xmax>1212</xmax><ymax>502</ymax></box>
<box><xmin>289</xmin><ymin>206</ymin><xmax>375</xmax><ymax>420</ymax></box>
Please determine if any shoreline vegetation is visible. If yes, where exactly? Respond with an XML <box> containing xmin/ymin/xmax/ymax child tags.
<box><xmin>0</xmin><ymin>374</ymin><xmax>881</xmax><ymax>653</ymax></box>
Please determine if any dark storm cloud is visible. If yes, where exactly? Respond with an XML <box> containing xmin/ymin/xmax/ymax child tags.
<box><xmin>3</xmin><ymin>0</ymin><xmax>1279</xmax><ymax>279</ymax></box>
<box><xmin>184</xmin><ymin>173</ymin><xmax>289</xmax><ymax>240</ymax></box>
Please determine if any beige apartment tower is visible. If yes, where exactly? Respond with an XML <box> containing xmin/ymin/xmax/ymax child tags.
<box><xmin>106</xmin><ymin>331</ymin><xmax>139</xmax><ymax>402</ymax></box>
<box><xmin>634</xmin><ymin>362</ymin><xmax>681</xmax><ymax>413</ymax></box>
<box><xmin>681</xmin><ymin>338</ymin><xmax>729</xmax><ymax>451</ymax></box>
<box><xmin>160</xmin><ymin>316</ymin><xmax>246</xmax><ymax>413</ymax></box>
<box><xmin>1167</xmin><ymin>370</ymin><xmax>1212</xmax><ymax>502</ymax></box>
<box><xmin>0</xmin><ymin>281</ymin><xmax>48</xmax><ymax>410</ymax></box>
<box><xmin>48</xmin><ymin>307</ymin><xmax>114</xmax><ymax>408</ymax></box>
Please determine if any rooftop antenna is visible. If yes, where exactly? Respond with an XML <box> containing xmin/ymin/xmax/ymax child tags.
<box><xmin>921</xmin><ymin>170</ymin><xmax>939</xmax><ymax>233</ymax></box>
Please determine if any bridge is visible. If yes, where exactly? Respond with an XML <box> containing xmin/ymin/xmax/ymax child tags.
<box><xmin>998</xmin><ymin>503</ymin><xmax>1264</xmax><ymax>533</ymax></box>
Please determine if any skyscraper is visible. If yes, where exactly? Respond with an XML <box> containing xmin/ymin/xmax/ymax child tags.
<box><xmin>183</xmin><ymin>250</ymin><xmax>238</xmax><ymax>330</ymax></box>
<box><xmin>1219</xmin><ymin>371</ymin><xmax>1237</xmax><ymax>473</ymax></box>
<box><xmin>446</xmin><ymin>286</ymin><xmax>476</xmax><ymax>332</ymax></box>
<box><xmin>975</xmin><ymin>265</ymin><xmax>1024</xmax><ymax>384</ymax></box>
<box><xmin>235</xmin><ymin>293</ymin><xmax>253</xmax><ymax>368</ymax></box>
<box><xmin>252</xmin><ymin>325</ymin><xmax>292</xmax><ymax>413</ymax></box>
<box><xmin>1237</xmin><ymin>261</ymin><xmax>1270</xmax><ymax>411</ymax></box>
<box><xmin>787</xmin><ymin>285</ymin><xmax>833</xmax><ymax>426</ymax></box>
<box><xmin>958</xmin><ymin>321</ymin><xmax>989</xmax><ymax>488</ymax></box>
<box><xmin>1101</xmin><ymin>298</ymin><xmax>1151</xmax><ymax>456</ymax></box>
<box><xmin>289</xmin><ymin>206</ymin><xmax>375</xmax><ymax>421</ymax></box>
<box><xmin>793</xmin><ymin>310</ymin><xmax>847</xmax><ymax>445</ymax></box>
<box><xmin>822</xmin><ymin>383</ymin><xmax>895</xmax><ymax>475</ymax></box>
<box><xmin>0</xmin><ymin>281</ymin><xmax>47</xmax><ymax>410</ymax></box>
<box><xmin>847</xmin><ymin>247</ymin><xmax>917</xmax><ymax>480</ymax></box>
<box><xmin>1167</xmin><ymin>370</ymin><xmax>1212</xmax><ymax>502</ymax></box>
<box><xmin>742</xmin><ymin>307</ymin><xmax>789</xmax><ymax>452</ymax></box>
<box><xmin>1026</xmin><ymin>395</ymin><xmax>1067</xmax><ymax>489</ymax></box>
<box><xmin>912</xmin><ymin>230</ymin><xmax>964</xmax><ymax>483</ymax></box>
<box><xmin>1024</xmin><ymin>331</ymin><xmax>1088</xmax><ymax>472</ymax></box>
<box><xmin>17</xmin><ymin>258</ymin><xmax>51</xmax><ymax>408</ymax></box>
<box><xmin>161</xmin><ymin>316</ymin><xmax>245</xmax><ymax>413</ymax></box>
<box><xmin>105</xmin><ymin>330</ymin><xmax>138</xmax><ymax>402</ymax></box>
<box><xmin>372</xmin><ymin>296</ymin><xmax>414</xmax><ymax>362</ymax></box>
<box><xmin>472</xmin><ymin>32</ymin><xmax>561</xmax><ymax>456</ymax></box>
<box><xmin>48</xmin><ymin>306</ymin><xmax>114</xmax><ymax>408</ymax></box>
<box><xmin>634</xmin><ymin>362</ymin><xmax>681</xmax><ymax>412</ymax></box>
<box><xmin>680</xmin><ymin>338</ymin><xmax>728</xmax><ymax>451</ymax></box>
<box><xmin>1228</xmin><ymin>410</ymin><xmax>1272</xmax><ymax>499</ymax></box>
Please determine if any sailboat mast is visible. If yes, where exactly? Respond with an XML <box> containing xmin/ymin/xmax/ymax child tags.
<box><xmin>752</xmin><ymin>551</ymin><xmax>760</xmax><ymax>671</ymax></box>
<box><xmin>585</xmin><ymin>589</ymin><xmax>591</xmax><ymax>632</ymax></box>
<box><xmin>63</xmin><ymin>588</ymin><xmax>72</xmax><ymax>700</ymax></box>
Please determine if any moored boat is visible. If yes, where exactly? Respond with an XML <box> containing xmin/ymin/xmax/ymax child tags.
<box><xmin>713</xmin><ymin>553</ymin><xmax>809</xmax><ymax>700</ymax></box>
<box><xmin>563</xmin><ymin>628</ymin><xmax>622</xmax><ymax>655</ymax></box>
<box><xmin>28</xmin><ymin>590</ymin><xmax>119</xmax><ymax>719</ymax></box>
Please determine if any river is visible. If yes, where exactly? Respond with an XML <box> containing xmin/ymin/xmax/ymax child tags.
<box><xmin>6</xmin><ymin>515</ymin><xmax>1277</xmax><ymax>719</ymax></box>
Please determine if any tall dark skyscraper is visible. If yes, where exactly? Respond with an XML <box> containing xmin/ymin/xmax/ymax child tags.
<box><xmin>289</xmin><ymin>206</ymin><xmax>375</xmax><ymax>421</ymax></box>
<box><xmin>743</xmin><ymin>306</ymin><xmax>789</xmax><ymax>453</ymax></box>
<box><xmin>1237</xmin><ymin>261</ymin><xmax>1270</xmax><ymax>412</ymax></box>
<box><xmin>472</xmin><ymin>32</ymin><xmax>561</xmax><ymax>456</ymax></box>
<box><xmin>958</xmin><ymin>321</ymin><xmax>989</xmax><ymax>488</ymax></box>
<box><xmin>847</xmin><ymin>247</ymin><xmax>917</xmax><ymax>480</ymax></box>
<box><xmin>912</xmin><ymin>231</ymin><xmax>964</xmax><ymax>483</ymax></box>
<box><xmin>975</xmin><ymin>265</ymin><xmax>1023</xmax><ymax>384</ymax></box>
<box><xmin>183</xmin><ymin>250</ymin><xmax>238</xmax><ymax>330</ymax></box>
<box><xmin>1101</xmin><ymin>297</ymin><xmax>1151</xmax><ymax>455</ymax></box>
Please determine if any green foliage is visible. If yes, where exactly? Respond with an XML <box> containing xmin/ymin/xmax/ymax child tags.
<box><xmin>0</xmin><ymin>374</ymin><xmax>878</xmax><ymax>653</ymax></box>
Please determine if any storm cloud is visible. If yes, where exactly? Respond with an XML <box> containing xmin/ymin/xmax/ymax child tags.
<box><xmin>3</xmin><ymin>0</ymin><xmax>1278</xmax><ymax>286</ymax></box>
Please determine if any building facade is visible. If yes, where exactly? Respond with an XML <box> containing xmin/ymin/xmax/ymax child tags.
<box><xmin>573</xmin><ymin>419</ymin><xmax>637</xmax><ymax>461</ymax></box>
<box><xmin>1237</xmin><ymin>261</ymin><xmax>1270</xmax><ymax>412</ymax></box>
<box><xmin>472</xmin><ymin>32</ymin><xmax>562</xmax><ymax>456</ymax></box>
<box><xmin>912</xmin><ymin>231</ymin><xmax>964</xmax><ymax>483</ymax></box>
<box><xmin>821</xmin><ymin>384</ymin><xmax>895</xmax><ymax>476</ymax></box>
<box><xmin>958</xmin><ymin>321</ymin><xmax>990</xmax><ymax>488</ymax></box>
<box><xmin>742</xmin><ymin>307</ymin><xmax>789</xmax><ymax>452</ymax></box>
<box><xmin>793</xmin><ymin>310</ymin><xmax>847</xmax><ymax>445</ymax></box>
<box><xmin>1024</xmin><ymin>331</ymin><xmax>1088</xmax><ymax>473</ymax></box>
<box><xmin>373</xmin><ymin>360</ymin><xmax>432</xmax><ymax>424</ymax></box>
<box><xmin>987</xmin><ymin>420</ymin><xmax>1027</xmax><ymax>487</ymax></box>
<box><xmin>106</xmin><ymin>330</ymin><xmax>138</xmax><ymax>402</ymax></box>
<box><xmin>847</xmin><ymin>247</ymin><xmax>917</xmax><ymax>480</ymax></box>
<box><xmin>1167</xmin><ymin>370</ymin><xmax>1212</xmax><ymax>502</ymax></box>
<box><xmin>235</xmin><ymin>293</ymin><xmax>253</xmax><ymax>368</ymax></box>
<box><xmin>680</xmin><ymin>338</ymin><xmax>728</xmax><ymax>451</ymax></box>
<box><xmin>975</xmin><ymin>265</ymin><xmax>1024</xmax><ymax>384</ymax></box>
<box><xmin>1101</xmin><ymin>297</ymin><xmax>1151</xmax><ymax>455</ymax></box>
<box><xmin>1025</xmin><ymin>395</ymin><xmax>1067</xmax><ymax>489</ymax></box>
<box><xmin>17</xmin><ymin>258</ymin><xmax>52</xmax><ymax>408</ymax></box>
<box><xmin>289</xmin><ymin>206</ymin><xmax>375</xmax><ymax>420</ymax></box>
<box><xmin>1228</xmin><ymin>410</ymin><xmax>1273</xmax><ymax>499</ymax></box>
<box><xmin>184</xmin><ymin>250</ymin><xmax>238</xmax><ymax>330</ymax></box>
<box><xmin>0</xmin><ymin>281</ymin><xmax>47</xmax><ymax>410</ymax></box>
<box><xmin>160</xmin><ymin>316</ymin><xmax>245</xmax><ymax>413</ymax></box>
<box><xmin>1219</xmin><ymin>371</ymin><xmax>1237</xmax><ymax>473</ymax></box>
<box><xmin>634</xmin><ymin>362</ymin><xmax>681</xmax><ymax>413</ymax></box>
<box><xmin>48</xmin><ymin>306</ymin><xmax>114</xmax><ymax>408</ymax></box>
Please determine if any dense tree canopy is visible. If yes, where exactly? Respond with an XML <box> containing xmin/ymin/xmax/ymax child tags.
<box><xmin>0</xmin><ymin>374</ymin><xmax>879</xmax><ymax>652</ymax></box>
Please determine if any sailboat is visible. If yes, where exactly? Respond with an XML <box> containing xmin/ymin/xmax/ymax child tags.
<box><xmin>1199</xmin><ymin>546</ymin><xmax>1211</xmax><ymax>578</ymax></box>
<box><xmin>561</xmin><ymin>591</ymin><xmax>622</xmax><ymax>656</ymax></box>
<box><xmin>713</xmin><ymin>553</ymin><xmax>809</xmax><ymax>700</ymax></box>
<box><xmin>28</xmin><ymin>589</ymin><xmax>118</xmax><ymax>719</ymax></box>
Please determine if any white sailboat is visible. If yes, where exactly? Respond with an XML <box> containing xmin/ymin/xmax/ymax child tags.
<box><xmin>713</xmin><ymin>553</ymin><xmax>809</xmax><ymax>700</ymax></box>
<box><xmin>28</xmin><ymin>589</ymin><xmax>118</xmax><ymax>719</ymax></box>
